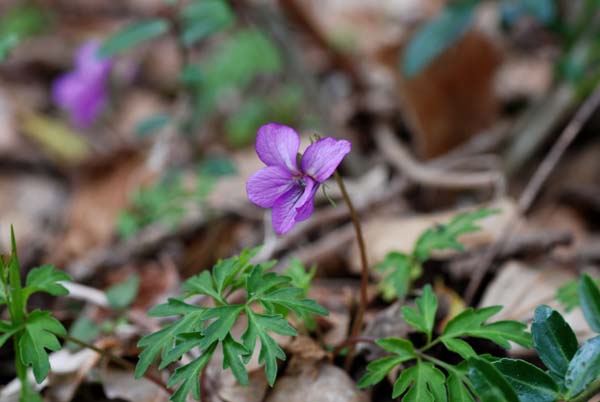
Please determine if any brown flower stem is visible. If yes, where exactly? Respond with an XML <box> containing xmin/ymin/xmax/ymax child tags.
<box><xmin>52</xmin><ymin>332</ymin><xmax>170</xmax><ymax>395</ymax></box>
<box><xmin>333</xmin><ymin>171</ymin><xmax>369</xmax><ymax>369</ymax></box>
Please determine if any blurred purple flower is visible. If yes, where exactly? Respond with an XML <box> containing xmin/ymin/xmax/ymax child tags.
<box><xmin>52</xmin><ymin>41</ymin><xmax>112</xmax><ymax>128</ymax></box>
<box><xmin>246</xmin><ymin>123</ymin><xmax>351</xmax><ymax>235</ymax></box>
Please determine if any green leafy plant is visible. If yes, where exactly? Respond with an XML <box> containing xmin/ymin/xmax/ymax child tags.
<box><xmin>0</xmin><ymin>228</ymin><xmax>71</xmax><ymax>402</ymax></box>
<box><xmin>376</xmin><ymin>208</ymin><xmax>498</xmax><ymax>301</ymax></box>
<box><xmin>358</xmin><ymin>284</ymin><xmax>532</xmax><ymax>401</ymax></box>
<box><xmin>359</xmin><ymin>274</ymin><xmax>600</xmax><ymax>402</ymax></box>
<box><xmin>135</xmin><ymin>247</ymin><xmax>328</xmax><ymax>402</ymax></box>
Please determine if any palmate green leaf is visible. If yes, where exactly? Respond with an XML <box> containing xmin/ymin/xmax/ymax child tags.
<box><xmin>106</xmin><ymin>274</ymin><xmax>139</xmax><ymax>309</ymax></box>
<box><xmin>168</xmin><ymin>344</ymin><xmax>216</xmax><ymax>402</ymax></box>
<box><xmin>564</xmin><ymin>336</ymin><xmax>600</xmax><ymax>399</ymax></box>
<box><xmin>579</xmin><ymin>274</ymin><xmax>600</xmax><ymax>333</ymax></box>
<box><xmin>402</xmin><ymin>0</ymin><xmax>478</xmax><ymax>77</ymax></box>
<box><xmin>532</xmin><ymin>305</ymin><xmax>578</xmax><ymax>377</ymax></box>
<box><xmin>413</xmin><ymin>208</ymin><xmax>499</xmax><ymax>262</ymax></box>
<box><xmin>18</xmin><ymin>309</ymin><xmax>66</xmax><ymax>383</ymax></box>
<box><xmin>0</xmin><ymin>283</ymin><xmax>5</xmax><ymax>306</ymax></box>
<box><xmin>213</xmin><ymin>246</ymin><xmax>261</xmax><ymax>296</ymax></box>
<box><xmin>467</xmin><ymin>357</ymin><xmax>520</xmax><ymax>402</ymax></box>
<box><xmin>401</xmin><ymin>284</ymin><xmax>438</xmax><ymax>340</ymax></box>
<box><xmin>196</xmin><ymin>305</ymin><xmax>244</xmax><ymax>350</ymax></box>
<box><xmin>376</xmin><ymin>252</ymin><xmax>414</xmax><ymax>301</ymax></box>
<box><xmin>441</xmin><ymin>305</ymin><xmax>532</xmax><ymax>349</ymax></box>
<box><xmin>23</xmin><ymin>264</ymin><xmax>70</xmax><ymax>300</ymax></box>
<box><xmin>447</xmin><ymin>373</ymin><xmax>475</xmax><ymax>402</ymax></box>
<box><xmin>135</xmin><ymin>302</ymin><xmax>206</xmax><ymax>378</ymax></box>
<box><xmin>392</xmin><ymin>362</ymin><xmax>447</xmax><ymax>402</ymax></box>
<box><xmin>99</xmin><ymin>19</ymin><xmax>169</xmax><ymax>57</ymax></box>
<box><xmin>222</xmin><ymin>334</ymin><xmax>249</xmax><ymax>386</ymax></box>
<box><xmin>493</xmin><ymin>358</ymin><xmax>560</xmax><ymax>402</ymax></box>
<box><xmin>182</xmin><ymin>270</ymin><xmax>224</xmax><ymax>303</ymax></box>
<box><xmin>243</xmin><ymin>309</ymin><xmax>297</xmax><ymax>386</ymax></box>
<box><xmin>358</xmin><ymin>338</ymin><xmax>416</xmax><ymax>388</ymax></box>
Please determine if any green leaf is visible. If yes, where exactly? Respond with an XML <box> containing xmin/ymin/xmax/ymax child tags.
<box><xmin>197</xmin><ymin>305</ymin><xmax>244</xmax><ymax>350</ymax></box>
<box><xmin>493</xmin><ymin>358</ymin><xmax>560</xmax><ymax>402</ymax></box>
<box><xmin>579</xmin><ymin>274</ymin><xmax>600</xmax><ymax>333</ymax></box>
<box><xmin>222</xmin><ymin>334</ymin><xmax>249</xmax><ymax>386</ymax></box>
<box><xmin>0</xmin><ymin>33</ymin><xmax>19</xmax><ymax>62</ymax></box>
<box><xmin>466</xmin><ymin>357</ymin><xmax>520</xmax><ymax>402</ymax></box>
<box><xmin>358</xmin><ymin>356</ymin><xmax>410</xmax><ymax>388</ymax></box>
<box><xmin>135</xmin><ymin>114</ymin><xmax>170</xmax><ymax>137</ymax></box>
<box><xmin>243</xmin><ymin>309</ymin><xmax>296</xmax><ymax>386</ymax></box>
<box><xmin>259</xmin><ymin>287</ymin><xmax>329</xmax><ymax>317</ymax></box>
<box><xmin>392</xmin><ymin>362</ymin><xmax>446</xmax><ymax>401</ymax></box>
<box><xmin>402</xmin><ymin>0</ymin><xmax>478</xmax><ymax>76</ymax></box>
<box><xmin>8</xmin><ymin>226</ymin><xmax>25</xmax><ymax>324</ymax></box>
<box><xmin>401</xmin><ymin>284</ymin><xmax>438</xmax><ymax>340</ymax></box>
<box><xmin>413</xmin><ymin>208</ymin><xmax>498</xmax><ymax>262</ymax></box>
<box><xmin>183</xmin><ymin>270</ymin><xmax>224</xmax><ymax>303</ymax></box>
<box><xmin>106</xmin><ymin>274</ymin><xmax>140</xmax><ymax>309</ymax></box>
<box><xmin>100</xmin><ymin>19</ymin><xmax>169</xmax><ymax>57</ymax></box>
<box><xmin>179</xmin><ymin>0</ymin><xmax>233</xmax><ymax>46</ymax></box>
<box><xmin>442</xmin><ymin>338</ymin><xmax>477</xmax><ymax>359</ymax></box>
<box><xmin>167</xmin><ymin>344</ymin><xmax>216</xmax><ymax>402</ymax></box>
<box><xmin>377</xmin><ymin>338</ymin><xmax>416</xmax><ymax>357</ymax></box>
<box><xmin>67</xmin><ymin>317</ymin><xmax>100</xmax><ymax>351</ymax></box>
<box><xmin>441</xmin><ymin>305</ymin><xmax>532</xmax><ymax>349</ymax></box>
<box><xmin>358</xmin><ymin>338</ymin><xmax>416</xmax><ymax>388</ymax></box>
<box><xmin>447</xmin><ymin>373</ymin><xmax>475</xmax><ymax>402</ymax></box>
<box><xmin>135</xmin><ymin>305</ymin><xmax>206</xmax><ymax>378</ymax></box>
<box><xmin>0</xmin><ymin>320</ymin><xmax>19</xmax><ymax>349</ymax></box>
<box><xmin>283</xmin><ymin>258</ymin><xmax>316</xmax><ymax>294</ymax></box>
<box><xmin>0</xmin><ymin>283</ymin><xmax>5</xmax><ymax>306</ymax></box>
<box><xmin>376</xmin><ymin>252</ymin><xmax>414</xmax><ymax>301</ymax></box>
<box><xmin>564</xmin><ymin>336</ymin><xmax>600</xmax><ymax>399</ymax></box>
<box><xmin>18</xmin><ymin>309</ymin><xmax>66</xmax><ymax>383</ymax></box>
<box><xmin>24</xmin><ymin>264</ymin><xmax>70</xmax><ymax>300</ymax></box>
<box><xmin>532</xmin><ymin>305</ymin><xmax>578</xmax><ymax>377</ymax></box>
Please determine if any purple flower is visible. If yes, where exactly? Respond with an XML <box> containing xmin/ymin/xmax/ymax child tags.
<box><xmin>246</xmin><ymin>123</ymin><xmax>351</xmax><ymax>235</ymax></box>
<box><xmin>52</xmin><ymin>41</ymin><xmax>112</xmax><ymax>128</ymax></box>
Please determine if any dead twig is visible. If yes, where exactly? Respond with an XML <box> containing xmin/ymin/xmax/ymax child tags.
<box><xmin>376</xmin><ymin>125</ymin><xmax>505</xmax><ymax>194</ymax></box>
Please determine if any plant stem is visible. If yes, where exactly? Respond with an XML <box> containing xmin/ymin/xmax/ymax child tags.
<box><xmin>334</xmin><ymin>171</ymin><xmax>369</xmax><ymax>369</ymax></box>
<box><xmin>52</xmin><ymin>332</ymin><xmax>170</xmax><ymax>395</ymax></box>
<box><xmin>567</xmin><ymin>379</ymin><xmax>600</xmax><ymax>402</ymax></box>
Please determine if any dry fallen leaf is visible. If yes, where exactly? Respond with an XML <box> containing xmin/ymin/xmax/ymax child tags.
<box><xmin>479</xmin><ymin>261</ymin><xmax>596</xmax><ymax>347</ymax></box>
<box><xmin>265</xmin><ymin>361</ymin><xmax>368</xmax><ymax>402</ymax></box>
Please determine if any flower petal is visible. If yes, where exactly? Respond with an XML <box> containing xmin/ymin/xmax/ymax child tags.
<box><xmin>76</xmin><ymin>41</ymin><xmax>112</xmax><ymax>79</ymax></box>
<box><xmin>255</xmin><ymin>123</ymin><xmax>300</xmax><ymax>172</ymax></box>
<box><xmin>295</xmin><ymin>181</ymin><xmax>319</xmax><ymax>222</ymax></box>
<box><xmin>301</xmin><ymin>137</ymin><xmax>351</xmax><ymax>182</ymax></box>
<box><xmin>246</xmin><ymin>166</ymin><xmax>295</xmax><ymax>208</ymax></box>
<box><xmin>271</xmin><ymin>178</ymin><xmax>316</xmax><ymax>234</ymax></box>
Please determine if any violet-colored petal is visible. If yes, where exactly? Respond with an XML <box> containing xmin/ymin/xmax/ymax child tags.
<box><xmin>295</xmin><ymin>181</ymin><xmax>319</xmax><ymax>222</ymax></box>
<box><xmin>271</xmin><ymin>178</ymin><xmax>316</xmax><ymax>234</ymax></box>
<box><xmin>246</xmin><ymin>166</ymin><xmax>295</xmax><ymax>208</ymax></box>
<box><xmin>255</xmin><ymin>123</ymin><xmax>300</xmax><ymax>172</ymax></box>
<box><xmin>301</xmin><ymin>137</ymin><xmax>351</xmax><ymax>182</ymax></box>
<box><xmin>52</xmin><ymin>73</ymin><xmax>84</xmax><ymax>109</ymax></box>
<box><xmin>73</xmin><ymin>83</ymin><xmax>107</xmax><ymax>128</ymax></box>
<box><xmin>76</xmin><ymin>41</ymin><xmax>112</xmax><ymax>79</ymax></box>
